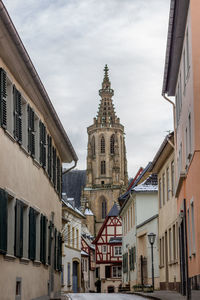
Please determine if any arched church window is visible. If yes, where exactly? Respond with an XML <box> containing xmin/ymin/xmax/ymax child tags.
<box><xmin>91</xmin><ymin>136</ymin><xmax>95</xmax><ymax>156</ymax></box>
<box><xmin>101</xmin><ymin>160</ymin><xmax>106</xmax><ymax>175</ymax></box>
<box><xmin>101</xmin><ymin>136</ymin><xmax>105</xmax><ymax>153</ymax></box>
<box><xmin>101</xmin><ymin>197</ymin><xmax>107</xmax><ymax>219</ymax></box>
<box><xmin>110</xmin><ymin>134</ymin><xmax>115</xmax><ymax>154</ymax></box>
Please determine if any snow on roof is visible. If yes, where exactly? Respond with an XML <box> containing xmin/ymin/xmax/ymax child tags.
<box><xmin>133</xmin><ymin>174</ymin><xmax>158</xmax><ymax>193</ymax></box>
<box><xmin>84</xmin><ymin>208</ymin><xmax>94</xmax><ymax>216</ymax></box>
<box><xmin>81</xmin><ymin>250</ymin><xmax>89</xmax><ymax>256</ymax></box>
<box><xmin>62</xmin><ymin>199</ymin><xmax>85</xmax><ymax>217</ymax></box>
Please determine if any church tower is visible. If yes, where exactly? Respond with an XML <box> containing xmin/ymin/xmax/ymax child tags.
<box><xmin>82</xmin><ymin>65</ymin><xmax>128</xmax><ymax>236</ymax></box>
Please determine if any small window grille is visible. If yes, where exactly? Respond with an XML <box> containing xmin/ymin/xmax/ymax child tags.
<box><xmin>101</xmin><ymin>160</ymin><xmax>106</xmax><ymax>174</ymax></box>
<box><xmin>110</xmin><ymin>135</ymin><xmax>115</xmax><ymax>154</ymax></box>
<box><xmin>101</xmin><ymin>136</ymin><xmax>105</xmax><ymax>153</ymax></box>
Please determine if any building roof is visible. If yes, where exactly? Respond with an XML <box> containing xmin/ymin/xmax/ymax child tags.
<box><xmin>81</xmin><ymin>250</ymin><xmax>89</xmax><ymax>256</ymax></box>
<box><xmin>133</xmin><ymin>174</ymin><xmax>158</xmax><ymax>193</ymax></box>
<box><xmin>62</xmin><ymin>170</ymin><xmax>86</xmax><ymax>208</ymax></box>
<box><xmin>150</xmin><ymin>132</ymin><xmax>174</xmax><ymax>173</ymax></box>
<box><xmin>0</xmin><ymin>2</ymin><xmax>78</xmax><ymax>163</ymax></box>
<box><xmin>109</xmin><ymin>237</ymin><xmax>122</xmax><ymax>244</ymax></box>
<box><xmin>108</xmin><ymin>202</ymin><xmax>120</xmax><ymax>217</ymax></box>
<box><xmin>62</xmin><ymin>198</ymin><xmax>85</xmax><ymax>219</ymax></box>
<box><xmin>162</xmin><ymin>0</ymin><xmax>190</xmax><ymax>96</ymax></box>
<box><xmin>84</xmin><ymin>208</ymin><xmax>94</xmax><ymax>216</ymax></box>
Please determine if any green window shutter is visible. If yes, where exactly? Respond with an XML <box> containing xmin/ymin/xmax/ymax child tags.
<box><xmin>13</xmin><ymin>87</ymin><xmax>22</xmax><ymax>144</ymax></box>
<box><xmin>0</xmin><ymin>189</ymin><xmax>8</xmax><ymax>254</ymax></box>
<box><xmin>29</xmin><ymin>207</ymin><xmax>36</xmax><ymax>260</ymax></box>
<box><xmin>133</xmin><ymin>246</ymin><xmax>136</xmax><ymax>270</ymax></box>
<box><xmin>57</xmin><ymin>157</ymin><xmax>61</xmax><ymax>194</ymax></box>
<box><xmin>60</xmin><ymin>166</ymin><xmax>63</xmax><ymax>198</ymax></box>
<box><xmin>47</xmin><ymin>135</ymin><xmax>52</xmax><ymax>178</ymax></box>
<box><xmin>39</xmin><ymin>122</ymin><xmax>46</xmax><ymax>168</ymax></box>
<box><xmin>27</xmin><ymin>106</ymin><xmax>35</xmax><ymax>157</ymax></box>
<box><xmin>40</xmin><ymin>215</ymin><xmax>47</xmax><ymax>264</ymax></box>
<box><xmin>14</xmin><ymin>200</ymin><xmax>23</xmax><ymax>258</ymax></box>
<box><xmin>129</xmin><ymin>248</ymin><xmax>132</xmax><ymax>270</ymax></box>
<box><xmin>54</xmin><ymin>228</ymin><xmax>57</xmax><ymax>270</ymax></box>
<box><xmin>53</xmin><ymin>147</ymin><xmax>57</xmax><ymax>188</ymax></box>
<box><xmin>48</xmin><ymin>221</ymin><xmax>52</xmax><ymax>265</ymax></box>
<box><xmin>0</xmin><ymin>68</ymin><xmax>7</xmax><ymax>128</ymax></box>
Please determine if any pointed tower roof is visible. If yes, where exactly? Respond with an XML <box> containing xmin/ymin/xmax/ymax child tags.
<box><xmin>97</xmin><ymin>65</ymin><xmax>117</xmax><ymax>126</ymax></box>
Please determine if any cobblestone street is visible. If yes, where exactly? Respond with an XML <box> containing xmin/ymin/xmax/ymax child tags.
<box><xmin>65</xmin><ymin>293</ymin><xmax>148</xmax><ymax>300</ymax></box>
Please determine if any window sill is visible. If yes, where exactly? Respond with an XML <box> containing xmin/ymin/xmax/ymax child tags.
<box><xmin>159</xmin><ymin>264</ymin><xmax>164</xmax><ymax>269</ymax></box>
<box><xmin>4</xmin><ymin>254</ymin><xmax>16</xmax><ymax>261</ymax></box>
<box><xmin>5</xmin><ymin>129</ymin><xmax>16</xmax><ymax>143</ymax></box>
<box><xmin>33</xmin><ymin>260</ymin><xmax>41</xmax><ymax>266</ymax></box>
<box><xmin>20</xmin><ymin>145</ymin><xmax>29</xmax><ymax>157</ymax></box>
<box><xmin>20</xmin><ymin>257</ymin><xmax>30</xmax><ymax>264</ymax></box>
<box><xmin>33</xmin><ymin>159</ymin><xmax>41</xmax><ymax>169</ymax></box>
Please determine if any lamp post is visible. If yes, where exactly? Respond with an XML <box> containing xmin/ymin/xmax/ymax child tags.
<box><xmin>148</xmin><ymin>232</ymin><xmax>156</xmax><ymax>290</ymax></box>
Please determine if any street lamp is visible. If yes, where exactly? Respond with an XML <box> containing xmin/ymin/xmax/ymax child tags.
<box><xmin>148</xmin><ymin>232</ymin><xmax>156</xmax><ymax>290</ymax></box>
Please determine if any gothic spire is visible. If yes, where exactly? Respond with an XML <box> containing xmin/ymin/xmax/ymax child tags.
<box><xmin>97</xmin><ymin>65</ymin><xmax>117</xmax><ymax>126</ymax></box>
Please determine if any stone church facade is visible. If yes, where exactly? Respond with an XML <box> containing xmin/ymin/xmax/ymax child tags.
<box><xmin>81</xmin><ymin>65</ymin><xmax>128</xmax><ymax>236</ymax></box>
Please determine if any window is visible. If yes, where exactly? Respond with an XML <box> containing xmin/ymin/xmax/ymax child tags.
<box><xmin>67</xmin><ymin>262</ymin><xmax>71</xmax><ymax>286</ymax></box>
<box><xmin>186</xmin><ymin>29</ymin><xmax>190</xmax><ymax>76</ymax></box>
<box><xmin>0</xmin><ymin>189</ymin><xmax>8</xmax><ymax>254</ymax></box>
<box><xmin>96</xmin><ymin>267</ymin><xmax>100</xmax><ymax>278</ymax></box>
<box><xmin>14</xmin><ymin>200</ymin><xmax>24</xmax><ymax>258</ymax></box>
<box><xmin>171</xmin><ymin>161</ymin><xmax>175</xmax><ymax>196</ymax></box>
<box><xmin>114</xmin><ymin>246</ymin><xmax>122</xmax><ymax>256</ymax></box>
<box><xmin>105</xmin><ymin>265</ymin><xmax>111</xmax><ymax>278</ymax></box>
<box><xmin>28</xmin><ymin>207</ymin><xmax>36</xmax><ymax>261</ymax></box>
<box><xmin>167</xmin><ymin>167</ymin><xmax>170</xmax><ymax>201</ymax></box>
<box><xmin>169</xmin><ymin>228</ymin><xmax>172</xmax><ymax>262</ymax></box>
<box><xmin>13</xmin><ymin>86</ymin><xmax>22</xmax><ymax>144</ymax></box>
<box><xmin>57</xmin><ymin>157</ymin><xmax>61</xmax><ymax>196</ymax></box>
<box><xmin>91</xmin><ymin>136</ymin><xmax>95</xmax><ymax>157</ymax></box>
<box><xmin>161</xmin><ymin>236</ymin><xmax>164</xmax><ymax>266</ymax></box>
<box><xmin>162</xmin><ymin>173</ymin><xmax>165</xmax><ymax>205</ymax></box>
<box><xmin>159</xmin><ymin>239</ymin><xmax>162</xmax><ymax>266</ymax></box>
<box><xmin>52</xmin><ymin>147</ymin><xmax>57</xmax><ymax>187</ymax></box>
<box><xmin>67</xmin><ymin>224</ymin><xmax>70</xmax><ymax>246</ymax></box>
<box><xmin>173</xmin><ymin>224</ymin><xmax>177</xmax><ymax>261</ymax></box>
<box><xmin>21</xmin><ymin>98</ymin><xmax>28</xmax><ymax>150</ymax></box>
<box><xmin>85</xmin><ymin>258</ymin><xmax>87</xmax><ymax>272</ymax></box>
<box><xmin>47</xmin><ymin>135</ymin><xmax>52</xmax><ymax>178</ymax></box>
<box><xmin>185</xmin><ymin>127</ymin><xmax>188</xmax><ymax>162</ymax></box>
<box><xmin>6</xmin><ymin>76</ymin><xmax>13</xmax><ymax>135</ymax></box>
<box><xmin>159</xmin><ymin>178</ymin><xmax>162</xmax><ymax>208</ymax></box>
<box><xmin>102</xmin><ymin>198</ymin><xmax>107</xmax><ymax>219</ymax></box>
<box><xmin>39</xmin><ymin>121</ymin><xmax>46</xmax><ymax>168</ymax></box>
<box><xmin>0</xmin><ymin>68</ymin><xmax>7</xmax><ymax>128</ymax></box>
<box><xmin>110</xmin><ymin>134</ymin><xmax>115</xmax><ymax>154</ymax></box>
<box><xmin>102</xmin><ymin>245</ymin><xmax>107</xmax><ymax>253</ymax></box>
<box><xmin>16</xmin><ymin>278</ymin><xmax>21</xmax><ymax>298</ymax></box>
<box><xmin>188</xmin><ymin>114</ymin><xmax>192</xmax><ymax>157</ymax></box>
<box><xmin>72</xmin><ymin>227</ymin><xmax>75</xmax><ymax>248</ymax></box>
<box><xmin>101</xmin><ymin>160</ymin><xmax>106</xmax><ymax>175</ymax></box>
<box><xmin>112</xmin><ymin>266</ymin><xmax>121</xmax><ymax>278</ymax></box>
<box><xmin>76</xmin><ymin>229</ymin><xmax>79</xmax><ymax>249</ymax></box>
<box><xmin>27</xmin><ymin>105</ymin><xmax>35</xmax><ymax>157</ymax></box>
<box><xmin>191</xmin><ymin>200</ymin><xmax>196</xmax><ymax>253</ymax></box>
<box><xmin>100</xmin><ymin>136</ymin><xmax>105</xmax><ymax>153</ymax></box>
<box><xmin>40</xmin><ymin>214</ymin><xmax>47</xmax><ymax>264</ymax></box>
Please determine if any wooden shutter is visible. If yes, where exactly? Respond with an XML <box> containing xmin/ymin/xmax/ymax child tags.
<box><xmin>54</xmin><ymin>228</ymin><xmax>57</xmax><ymax>270</ymax></box>
<box><xmin>27</xmin><ymin>105</ymin><xmax>35</xmax><ymax>157</ymax></box>
<box><xmin>39</xmin><ymin>121</ymin><xmax>46</xmax><ymax>168</ymax></box>
<box><xmin>0</xmin><ymin>189</ymin><xmax>8</xmax><ymax>254</ymax></box>
<box><xmin>57</xmin><ymin>157</ymin><xmax>61</xmax><ymax>195</ymax></box>
<box><xmin>48</xmin><ymin>221</ymin><xmax>53</xmax><ymax>265</ymax></box>
<box><xmin>40</xmin><ymin>214</ymin><xmax>47</xmax><ymax>264</ymax></box>
<box><xmin>105</xmin><ymin>266</ymin><xmax>111</xmax><ymax>278</ymax></box>
<box><xmin>14</xmin><ymin>200</ymin><xmax>24</xmax><ymax>258</ymax></box>
<box><xmin>47</xmin><ymin>135</ymin><xmax>52</xmax><ymax>178</ymax></box>
<box><xmin>13</xmin><ymin>86</ymin><xmax>22</xmax><ymax>144</ymax></box>
<box><xmin>57</xmin><ymin>232</ymin><xmax>62</xmax><ymax>271</ymax></box>
<box><xmin>53</xmin><ymin>147</ymin><xmax>57</xmax><ymax>187</ymax></box>
<box><xmin>0</xmin><ymin>68</ymin><xmax>7</xmax><ymax>128</ymax></box>
<box><xmin>29</xmin><ymin>207</ymin><xmax>36</xmax><ymax>260</ymax></box>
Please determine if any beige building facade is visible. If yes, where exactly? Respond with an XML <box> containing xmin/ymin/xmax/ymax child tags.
<box><xmin>0</xmin><ymin>3</ymin><xmax>77</xmax><ymax>300</ymax></box>
<box><xmin>150</xmin><ymin>133</ymin><xmax>180</xmax><ymax>291</ymax></box>
<box><xmin>82</xmin><ymin>65</ymin><xmax>128</xmax><ymax>236</ymax></box>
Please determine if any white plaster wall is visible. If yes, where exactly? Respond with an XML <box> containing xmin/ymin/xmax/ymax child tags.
<box><xmin>136</xmin><ymin>193</ymin><xmax>158</xmax><ymax>226</ymax></box>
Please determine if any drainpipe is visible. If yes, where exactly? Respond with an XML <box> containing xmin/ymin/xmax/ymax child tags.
<box><xmin>162</xmin><ymin>93</ymin><xmax>176</xmax><ymax>150</ymax></box>
<box><xmin>62</xmin><ymin>160</ymin><xmax>77</xmax><ymax>175</ymax></box>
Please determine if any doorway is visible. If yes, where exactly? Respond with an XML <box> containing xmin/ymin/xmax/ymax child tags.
<box><xmin>73</xmin><ymin>261</ymin><xmax>79</xmax><ymax>293</ymax></box>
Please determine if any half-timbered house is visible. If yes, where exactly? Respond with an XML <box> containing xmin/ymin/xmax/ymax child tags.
<box><xmin>81</xmin><ymin>226</ymin><xmax>96</xmax><ymax>292</ymax></box>
<box><xmin>93</xmin><ymin>202</ymin><xmax>122</xmax><ymax>293</ymax></box>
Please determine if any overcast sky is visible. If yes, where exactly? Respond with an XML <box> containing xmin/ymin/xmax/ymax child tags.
<box><xmin>4</xmin><ymin>0</ymin><xmax>172</xmax><ymax>178</ymax></box>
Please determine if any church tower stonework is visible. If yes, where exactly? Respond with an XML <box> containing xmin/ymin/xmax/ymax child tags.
<box><xmin>82</xmin><ymin>65</ymin><xmax>128</xmax><ymax>236</ymax></box>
